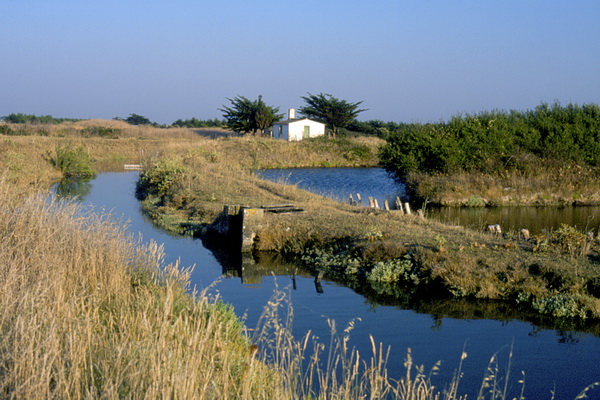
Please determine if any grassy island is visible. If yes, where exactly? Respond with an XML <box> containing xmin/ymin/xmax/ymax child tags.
<box><xmin>129</xmin><ymin>131</ymin><xmax>600</xmax><ymax>325</ymax></box>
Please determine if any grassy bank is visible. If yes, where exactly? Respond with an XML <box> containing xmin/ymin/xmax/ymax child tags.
<box><xmin>378</xmin><ymin>102</ymin><xmax>600</xmax><ymax>206</ymax></box>
<box><xmin>404</xmin><ymin>166</ymin><xmax>600</xmax><ymax>207</ymax></box>
<box><xmin>0</xmin><ymin>180</ymin><xmax>286</xmax><ymax>398</ymax></box>
<box><xmin>135</xmin><ymin>135</ymin><xmax>600</xmax><ymax>324</ymax></box>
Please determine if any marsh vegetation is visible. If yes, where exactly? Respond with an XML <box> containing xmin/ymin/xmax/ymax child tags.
<box><xmin>377</xmin><ymin>102</ymin><xmax>600</xmax><ymax>205</ymax></box>
<box><xmin>2</xmin><ymin>118</ymin><xmax>600</xmax><ymax>398</ymax></box>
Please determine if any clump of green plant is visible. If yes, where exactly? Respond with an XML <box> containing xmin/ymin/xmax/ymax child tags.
<box><xmin>531</xmin><ymin>294</ymin><xmax>588</xmax><ymax>319</ymax></box>
<box><xmin>136</xmin><ymin>159</ymin><xmax>186</xmax><ymax>200</ymax></box>
<box><xmin>367</xmin><ymin>255</ymin><xmax>419</xmax><ymax>285</ymax></box>
<box><xmin>343</xmin><ymin>144</ymin><xmax>372</xmax><ymax>161</ymax></box>
<box><xmin>434</xmin><ymin>234</ymin><xmax>448</xmax><ymax>252</ymax></box>
<box><xmin>49</xmin><ymin>145</ymin><xmax>95</xmax><ymax>178</ymax></box>
<box><xmin>0</xmin><ymin>125</ymin><xmax>13</xmax><ymax>135</ymax></box>
<box><xmin>300</xmin><ymin>243</ymin><xmax>363</xmax><ymax>275</ymax></box>
<box><xmin>82</xmin><ymin>126</ymin><xmax>121</xmax><ymax>138</ymax></box>
<box><xmin>552</xmin><ymin>224</ymin><xmax>593</xmax><ymax>257</ymax></box>
<box><xmin>364</xmin><ymin>228</ymin><xmax>383</xmax><ymax>241</ymax></box>
<box><xmin>464</xmin><ymin>195</ymin><xmax>486</xmax><ymax>207</ymax></box>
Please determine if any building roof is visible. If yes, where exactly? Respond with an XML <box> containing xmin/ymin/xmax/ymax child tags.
<box><xmin>273</xmin><ymin>117</ymin><xmax>324</xmax><ymax>125</ymax></box>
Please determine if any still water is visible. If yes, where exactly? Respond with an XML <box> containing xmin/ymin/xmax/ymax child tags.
<box><xmin>55</xmin><ymin>172</ymin><xmax>600</xmax><ymax>399</ymax></box>
<box><xmin>258</xmin><ymin>167</ymin><xmax>600</xmax><ymax>234</ymax></box>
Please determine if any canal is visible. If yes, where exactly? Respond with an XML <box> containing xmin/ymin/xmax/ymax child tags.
<box><xmin>55</xmin><ymin>171</ymin><xmax>600</xmax><ymax>399</ymax></box>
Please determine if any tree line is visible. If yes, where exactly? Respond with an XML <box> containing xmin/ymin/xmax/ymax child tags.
<box><xmin>378</xmin><ymin>102</ymin><xmax>600</xmax><ymax>178</ymax></box>
<box><xmin>2</xmin><ymin>92</ymin><xmax>366</xmax><ymax>136</ymax></box>
<box><xmin>2</xmin><ymin>113</ymin><xmax>82</xmax><ymax>124</ymax></box>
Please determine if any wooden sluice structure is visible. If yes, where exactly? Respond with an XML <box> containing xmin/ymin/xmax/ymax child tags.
<box><xmin>212</xmin><ymin>203</ymin><xmax>304</xmax><ymax>253</ymax></box>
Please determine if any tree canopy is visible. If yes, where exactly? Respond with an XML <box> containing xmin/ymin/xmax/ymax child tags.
<box><xmin>299</xmin><ymin>93</ymin><xmax>367</xmax><ymax>137</ymax></box>
<box><xmin>220</xmin><ymin>95</ymin><xmax>282</xmax><ymax>136</ymax></box>
<box><xmin>124</xmin><ymin>114</ymin><xmax>152</xmax><ymax>125</ymax></box>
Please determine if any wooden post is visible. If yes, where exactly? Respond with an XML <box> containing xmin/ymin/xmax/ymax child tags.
<box><xmin>368</xmin><ymin>196</ymin><xmax>374</xmax><ymax>208</ymax></box>
<box><xmin>404</xmin><ymin>202</ymin><xmax>411</xmax><ymax>215</ymax></box>
<box><xmin>374</xmin><ymin>199</ymin><xmax>380</xmax><ymax>209</ymax></box>
<box><xmin>349</xmin><ymin>194</ymin><xmax>355</xmax><ymax>205</ymax></box>
<box><xmin>314</xmin><ymin>271</ymin><xmax>324</xmax><ymax>294</ymax></box>
<box><xmin>356</xmin><ymin>193</ymin><xmax>362</xmax><ymax>206</ymax></box>
<box><xmin>395</xmin><ymin>197</ymin><xmax>403</xmax><ymax>211</ymax></box>
<box><xmin>384</xmin><ymin>199</ymin><xmax>390</xmax><ymax>211</ymax></box>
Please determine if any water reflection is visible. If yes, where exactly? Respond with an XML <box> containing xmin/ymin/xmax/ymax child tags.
<box><xmin>428</xmin><ymin>205</ymin><xmax>600</xmax><ymax>235</ymax></box>
<box><xmin>54</xmin><ymin>177</ymin><xmax>93</xmax><ymax>200</ymax></box>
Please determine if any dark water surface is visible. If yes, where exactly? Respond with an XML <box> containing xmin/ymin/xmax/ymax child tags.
<box><xmin>54</xmin><ymin>172</ymin><xmax>600</xmax><ymax>400</ymax></box>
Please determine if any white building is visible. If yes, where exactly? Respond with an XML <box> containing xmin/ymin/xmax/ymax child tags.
<box><xmin>272</xmin><ymin>109</ymin><xmax>326</xmax><ymax>141</ymax></box>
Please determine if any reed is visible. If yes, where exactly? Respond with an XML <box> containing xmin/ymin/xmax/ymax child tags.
<box><xmin>0</xmin><ymin>178</ymin><xmax>479</xmax><ymax>399</ymax></box>
<box><xmin>1</xmin><ymin>172</ymin><xmax>598</xmax><ymax>399</ymax></box>
<box><xmin>0</xmin><ymin>178</ymin><xmax>284</xmax><ymax>398</ymax></box>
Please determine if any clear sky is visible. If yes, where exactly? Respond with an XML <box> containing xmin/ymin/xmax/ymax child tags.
<box><xmin>1</xmin><ymin>0</ymin><xmax>599</xmax><ymax>124</ymax></box>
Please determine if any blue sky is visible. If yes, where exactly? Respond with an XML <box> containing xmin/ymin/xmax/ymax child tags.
<box><xmin>1</xmin><ymin>1</ymin><xmax>599</xmax><ymax>124</ymax></box>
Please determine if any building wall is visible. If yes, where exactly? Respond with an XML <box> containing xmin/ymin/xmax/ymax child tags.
<box><xmin>273</xmin><ymin>119</ymin><xmax>326</xmax><ymax>141</ymax></box>
<box><xmin>273</xmin><ymin>123</ymin><xmax>290</xmax><ymax>140</ymax></box>
<box><xmin>287</xmin><ymin>120</ymin><xmax>326</xmax><ymax>141</ymax></box>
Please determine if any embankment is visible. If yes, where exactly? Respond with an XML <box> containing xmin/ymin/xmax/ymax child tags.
<box><xmin>133</xmin><ymin>136</ymin><xmax>600</xmax><ymax>324</ymax></box>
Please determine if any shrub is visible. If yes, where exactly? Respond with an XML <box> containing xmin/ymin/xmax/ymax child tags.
<box><xmin>464</xmin><ymin>195</ymin><xmax>486</xmax><ymax>207</ymax></box>
<box><xmin>532</xmin><ymin>294</ymin><xmax>587</xmax><ymax>319</ymax></box>
<box><xmin>82</xmin><ymin>126</ymin><xmax>121</xmax><ymax>138</ymax></box>
<box><xmin>50</xmin><ymin>145</ymin><xmax>95</xmax><ymax>178</ymax></box>
<box><xmin>380</xmin><ymin>102</ymin><xmax>600</xmax><ymax>178</ymax></box>
<box><xmin>367</xmin><ymin>255</ymin><xmax>421</xmax><ymax>285</ymax></box>
<box><xmin>136</xmin><ymin>159</ymin><xmax>186</xmax><ymax>199</ymax></box>
<box><xmin>552</xmin><ymin>224</ymin><xmax>591</xmax><ymax>257</ymax></box>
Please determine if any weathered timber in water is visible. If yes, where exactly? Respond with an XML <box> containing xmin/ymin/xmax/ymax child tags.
<box><xmin>211</xmin><ymin>204</ymin><xmax>304</xmax><ymax>253</ymax></box>
<box><xmin>124</xmin><ymin>164</ymin><xmax>143</xmax><ymax>170</ymax></box>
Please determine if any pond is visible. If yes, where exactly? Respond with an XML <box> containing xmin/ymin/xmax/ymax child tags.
<box><xmin>258</xmin><ymin>167</ymin><xmax>600</xmax><ymax>234</ymax></box>
<box><xmin>54</xmin><ymin>172</ymin><xmax>600</xmax><ymax>400</ymax></box>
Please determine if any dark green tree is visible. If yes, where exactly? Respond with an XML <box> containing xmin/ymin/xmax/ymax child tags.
<box><xmin>220</xmin><ymin>95</ymin><xmax>282</xmax><ymax>136</ymax></box>
<box><xmin>125</xmin><ymin>114</ymin><xmax>152</xmax><ymax>125</ymax></box>
<box><xmin>299</xmin><ymin>93</ymin><xmax>367</xmax><ymax>137</ymax></box>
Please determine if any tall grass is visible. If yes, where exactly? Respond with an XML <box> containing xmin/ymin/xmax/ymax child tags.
<box><xmin>0</xmin><ymin>179</ymin><xmax>284</xmax><ymax>398</ymax></box>
<box><xmin>2</xmin><ymin>181</ymin><xmax>599</xmax><ymax>398</ymax></box>
<box><xmin>1</xmin><ymin>175</ymin><xmax>462</xmax><ymax>399</ymax></box>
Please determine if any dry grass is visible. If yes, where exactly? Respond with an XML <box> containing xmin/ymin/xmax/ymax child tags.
<box><xmin>0</xmin><ymin>178</ymin><xmax>287</xmax><ymax>398</ymax></box>
<box><xmin>407</xmin><ymin>168</ymin><xmax>600</xmax><ymax>206</ymax></box>
<box><xmin>0</xmin><ymin>177</ymin><xmax>509</xmax><ymax>400</ymax></box>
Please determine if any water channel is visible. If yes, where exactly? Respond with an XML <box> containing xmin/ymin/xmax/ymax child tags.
<box><xmin>258</xmin><ymin>167</ymin><xmax>600</xmax><ymax>234</ymax></box>
<box><xmin>55</xmin><ymin>171</ymin><xmax>600</xmax><ymax>399</ymax></box>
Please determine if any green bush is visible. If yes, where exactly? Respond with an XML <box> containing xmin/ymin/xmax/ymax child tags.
<box><xmin>531</xmin><ymin>294</ymin><xmax>587</xmax><ymax>319</ymax></box>
<box><xmin>136</xmin><ymin>159</ymin><xmax>186</xmax><ymax>200</ymax></box>
<box><xmin>367</xmin><ymin>256</ymin><xmax>417</xmax><ymax>284</ymax></box>
<box><xmin>379</xmin><ymin>102</ymin><xmax>600</xmax><ymax>178</ymax></box>
<box><xmin>3</xmin><ymin>113</ymin><xmax>80</xmax><ymax>124</ymax></box>
<box><xmin>464</xmin><ymin>196</ymin><xmax>486</xmax><ymax>207</ymax></box>
<box><xmin>552</xmin><ymin>224</ymin><xmax>591</xmax><ymax>257</ymax></box>
<box><xmin>51</xmin><ymin>145</ymin><xmax>95</xmax><ymax>178</ymax></box>
<box><xmin>82</xmin><ymin>126</ymin><xmax>121</xmax><ymax>138</ymax></box>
